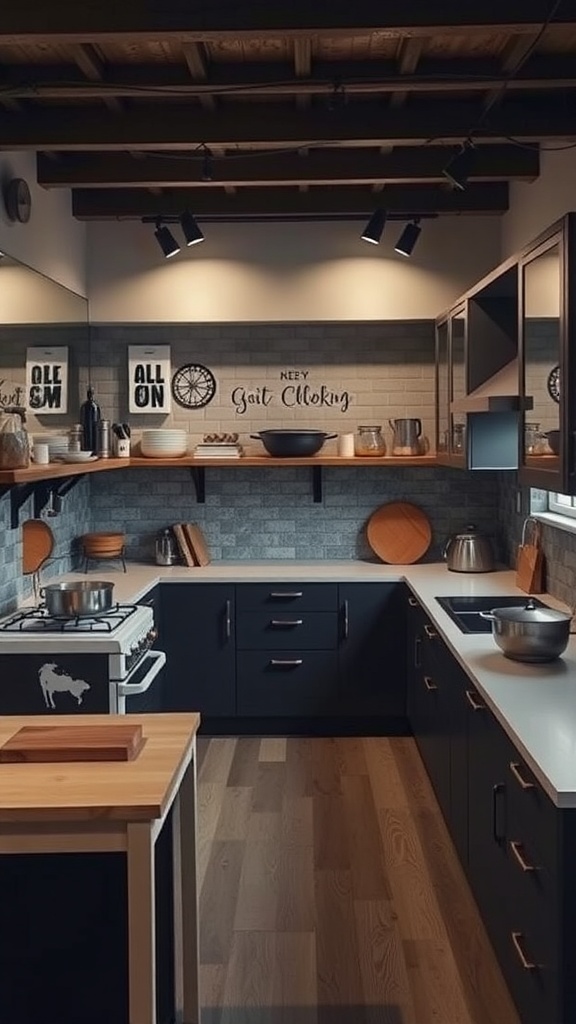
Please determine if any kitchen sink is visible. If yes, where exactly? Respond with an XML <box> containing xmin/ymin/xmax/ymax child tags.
<box><xmin>435</xmin><ymin>595</ymin><xmax>548</xmax><ymax>633</ymax></box>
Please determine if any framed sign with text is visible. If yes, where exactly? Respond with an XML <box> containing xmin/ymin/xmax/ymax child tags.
<box><xmin>26</xmin><ymin>346</ymin><xmax>68</xmax><ymax>414</ymax></box>
<box><xmin>128</xmin><ymin>345</ymin><xmax>171</xmax><ymax>413</ymax></box>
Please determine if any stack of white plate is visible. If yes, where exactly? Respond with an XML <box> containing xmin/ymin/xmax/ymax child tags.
<box><xmin>141</xmin><ymin>429</ymin><xmax>188</xmax><ymax>458</ymax></box>
<box><xmin>33</xmin><ymin>433</ymin><xmax>70</xmax><ymax>460</ymax></box>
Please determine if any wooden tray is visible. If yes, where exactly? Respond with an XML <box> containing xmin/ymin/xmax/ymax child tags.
<box><xmin>0</xmin><ymin>724</ymin><xmax>145</xmax><ymax>763</ymax></box>
<box><xmin>367</xmin><ymin>501</ymin><xmax>432</xmax><ymax>564</ymax></box>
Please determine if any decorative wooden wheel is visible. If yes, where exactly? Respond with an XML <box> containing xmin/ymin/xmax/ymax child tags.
<box><xmin>171</xmin><ymin>363</ymin><xmax>216</xmax><ymax>409</ymax></box>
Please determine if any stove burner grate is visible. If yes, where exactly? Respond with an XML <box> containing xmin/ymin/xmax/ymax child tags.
<box><xmin>0</xmin><ymin>603</ymin><xmax>140</xmax><ymax>633</ymax></box>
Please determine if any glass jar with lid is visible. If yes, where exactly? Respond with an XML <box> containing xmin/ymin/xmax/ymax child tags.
<box><xmin>354</xmin><ymin>425</ymin><xmax>387</xmax><ymax>457</ymax></box>
<box><xmin>524</xmin><ymin>421</ymin><xmax>541</xmax><ymax>455</ymax></box>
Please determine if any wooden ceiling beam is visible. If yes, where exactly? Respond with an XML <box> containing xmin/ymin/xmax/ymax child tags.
<box><xmin>2</xmin><ymin>99</ymin><xmax>572</xmax><ymax>149</ymax></box>
<box><xmin>2</xmin><ymin>55</ymin><xmax>576</xmax><ymax>98</ymax></box>
<box><xmin>37</xmin><ymin>146</ymin><xmax>539</xmax><ymax>188</ymax></box>
<box><xmin>390</xmin><ymin>37</ymin><xmax>424</xmax><ymax>109</ymax></box>
<box><xmin>71</xmin><ymin>182</ymin><xmax>510</xmax><ymax>219</ymax></box>
<box><xmin>0</xmin><ymin>2</ymin><xmax>573</xmax><ymax>42</ymax></box>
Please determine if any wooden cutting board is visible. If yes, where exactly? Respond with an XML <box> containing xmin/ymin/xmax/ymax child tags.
<box><xmin>367</xmin><ymin>501</ymin><xmax>432</xmax><ymax>564</ymax></box>
<box><xmin>22</xmin><ymin>518</ymin><xmax>55</xmax><ymax>575</ymax></box>
<box><xmin>0</xmin><ymin>724</ymin><xmax>145</xmax><ymax>763</ymax></box>
<box><xmin>184</xmin><ymin>522</ymin><xmax>211</xmax><ymax>566</ymax></box>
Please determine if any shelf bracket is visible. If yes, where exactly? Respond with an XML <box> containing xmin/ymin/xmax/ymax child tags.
<box><xmin>190</xmin><ymin>466</ymin><xmax>206</xmax><ymax>503</ymax></box>
<box><xmin>10</xmin><ymin>483</ymin><xmax>36</xmax><ymax>529</ymax></box>
<box><xmin>33</xmin><ymin>474</ymin><xmax>87</xmax><ymax>519</ymax></box>
<box><xmin>312</xmin><ymin>466</ymin><xmax>323</xmax><ymax>503</ymax></box>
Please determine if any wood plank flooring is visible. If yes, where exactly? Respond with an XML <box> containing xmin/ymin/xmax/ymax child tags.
<box><xmin>196</xmin><ymin>736</ymin><xmax>520</xmax><ymax>1024</ymax></box>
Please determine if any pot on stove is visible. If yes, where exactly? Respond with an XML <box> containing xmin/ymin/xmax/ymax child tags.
<box><xmin>40</xmin><ymin>580</ymin><xmax>115</xmax><ymax>618</ymax></box>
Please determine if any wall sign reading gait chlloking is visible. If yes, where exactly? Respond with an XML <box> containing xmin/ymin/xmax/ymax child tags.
<box><xmin>231</xmin><ymin>369</ymin><xmax>352</xmax><ymax>415</ymax></box>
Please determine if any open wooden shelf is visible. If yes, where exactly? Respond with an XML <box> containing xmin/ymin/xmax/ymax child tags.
<box><xmin>0</xmin><ymin>452</ymin><xmax>438</xmax><ymax>485</ymax></box>
<box><xmin>0</xmin><ymin>453</ymin><xmax>440</xmax><ymax>522</ymax></box>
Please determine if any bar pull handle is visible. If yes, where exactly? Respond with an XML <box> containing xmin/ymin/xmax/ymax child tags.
<box><xmin>424</xmin><ymin>675</ymin><xmax>438</xmax><ymax>691</ymax></box>
<box><xmin>424</xmin><ymin>624</ymin><xmax>438</xmax><ymax>639</ymax></box>
<box><xmin>509</xmin><ymin>840</ymin><xmax>537</xmax><ymax>873</ymax></box>
<box><xmin>509</xmin><ymin>761</ymin><xmax>535</xmax><ymax>790</ymax></box>
<box><xmin>342</xmin><ymin>599</ymin><xmax>349</xmax><ymax>640</ymax></box>
<box><xmin>408</xmin><ymin>596</ymin><xmax>418</xmax><ymax>607</ymax></box>
<box><xmin>269</xmin><ymin>591</ymin><xmax>303</xmax><ymax>598</ymax></box>
<box><xmin>270</xmin><ymin>619</ymin><xmax>303</xmax><ymax>627</ymax></box>
<box><xmin>225</xmin><ymin>600</ymin><xmax>232</xmax><ymax>641</ymax></box>
<box><xmin>414</xmin><ymin>635</ymin><xmax>421</xmax><ymax>668</ymax></box>
<box><xmin>492</xmin><ymin>782</ymin><xmax>506</xmax><ymax>842</ymax></box>
<box><xmin>269</xmin><ymin>659</ymin><xmax>303</xmax><ymax>667</ymax></box>
<box><xmin>511</xmin><ymin>932</ymin><xmax>536</xmax><ymax>970</ymax></box>
<box><xmin>465</xmin><ymin>689</ymin><xmax>485</xmax><ymax>711</ymax></box>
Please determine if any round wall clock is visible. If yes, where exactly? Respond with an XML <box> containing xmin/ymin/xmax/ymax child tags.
<box><xmin>171</xmin><ymin>363</ymin><xmax>216</xmax><ymax>409</ymax></box>
<box><xmin>4</xmin><ymin>178</ymin><xmax>32</xmax><ymax>223</ymax></box>
<box><xmin>547</xmin><ymin>364</ymin><xmax>560</xmax><ymax>404</ymax></box>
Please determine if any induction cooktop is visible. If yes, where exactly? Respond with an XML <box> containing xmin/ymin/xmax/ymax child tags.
<box><xmin>435</xmin><ymin>595</ymin><xmax>548</xmax><ymax>633</ymax></box>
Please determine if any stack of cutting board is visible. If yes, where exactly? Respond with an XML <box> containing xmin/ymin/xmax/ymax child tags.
<box><xmin>0</xmin><ymin>724</ymin><xmax>144</xmax><ymax>763</ymax></box>
<box><xmin>173</xmin><ymin>522</ymin><xmax>211</xmax><ymax>567</ymax></box>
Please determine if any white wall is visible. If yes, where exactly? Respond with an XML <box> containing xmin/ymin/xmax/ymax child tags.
<box><xmin>501</xmin><ymin>147</ymin><xmax>576</xmax><ymax>258</ymax></box>
<box><xmin>87</xmin><ymin>216</ymin><xmax>500</xmax><ymax>323</ymax></box>
<box><xmin>0</xmin><ymin>153</ymin><xmax>87</xmax><ymax>297</ymax></box>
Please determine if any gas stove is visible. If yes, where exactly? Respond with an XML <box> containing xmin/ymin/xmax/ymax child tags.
<box><xmin>0</xmin><ymin>602</ymin><xmax>154</xmax><ymax>668</ymax></box>
<box><xmin>0</xmin><ymin>598</ymin><xmax>165</xmax><ymax>715</ymax></box>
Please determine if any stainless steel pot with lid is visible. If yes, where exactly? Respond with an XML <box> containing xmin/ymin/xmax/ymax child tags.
<box><xmin>480</xmin><ymin>599</ymin><xmax>572</xmax><ymax>662</ymax></box>
<box><xmin>443</xmin><ymin>524</ymin><xmax>495</xmax><ymax>573</ymax></box>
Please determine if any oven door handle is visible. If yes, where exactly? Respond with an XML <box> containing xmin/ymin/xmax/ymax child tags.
<box><xmin>117</xmin><ymin>650</ymin><xmax>166</xmax><ymax>696</ymax></box>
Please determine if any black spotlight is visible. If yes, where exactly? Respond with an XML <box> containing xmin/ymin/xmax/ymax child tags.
<box><xmin>154</xmin><ymin>221</ymin><xmax>180</xmax><ymax>258</ymax></box>
<box><xmin>180</xmin><ymin>210</ymin><xmax>205</xmax><ymax>246</ymax></box>
<box><xmin>361</xmin><ymin>209</ymin><xmax>387</xmax><ymax>245</ymax></box>
<box><xmin>394</xmin><ymin>218</ymin><xmax>421</xmax><ymax>258</ymax></box>
<box><xmin>442</xmin><ymin>140</ymin><xmax>475</xmax><ymax>191</ymax></box>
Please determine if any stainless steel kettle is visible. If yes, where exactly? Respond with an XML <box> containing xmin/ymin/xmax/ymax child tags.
<box><xmin>155</xmin><ymin>528</ymin><xmax>179</xmax><ymax>566</ymax></box>
<box><xmin>388</xmin><ymin>417</ymin><xmax>422</xmax><ymax>456</ymax></box>
<box><xmin>443</xmin><ymin>524</ymin><xmax>495</xmax><ymax>573</ymax></box>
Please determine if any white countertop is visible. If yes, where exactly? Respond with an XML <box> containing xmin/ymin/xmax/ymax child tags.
<box><xmin>18</xmin><ymin>559</ymin><xmax>576</xmax><ymax>808</ymax></box>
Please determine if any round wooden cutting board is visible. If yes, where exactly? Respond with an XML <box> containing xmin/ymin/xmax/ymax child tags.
<box><xmin>22</xmin><ymin>519</ymin><xmax>54</xmax><ymax>575</ymax></box>
<box><xmin>367</xmin><ymin>501</ymin><xmax>432</xmax><ymax>564</ymax></box>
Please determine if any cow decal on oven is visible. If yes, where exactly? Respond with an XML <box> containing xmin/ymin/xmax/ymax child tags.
<box><xmin>38</xmin><ymin>662</ymin><xmax>91</xmax><ymax>710</ymax></box>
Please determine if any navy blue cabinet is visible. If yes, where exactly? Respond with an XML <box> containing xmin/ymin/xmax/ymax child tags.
<box><xmin>338</xmin><ymin>583</ymin><xmax>406</xmax><ymax>720</ymax></box>
<box><xmin>160</xmin><ymin>583</ymin><xmax>236</xmax><ymax>716</ymax></box>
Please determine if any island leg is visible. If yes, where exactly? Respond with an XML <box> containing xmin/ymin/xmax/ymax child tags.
<box><xmin>172</xmin><ymin>741</ymin><xmax>200</xmax><ymax>1024</ymax></box>
<box><xmin>127</xmin><ymin>821</ymin><xmax>157</xmax><ymax>1024</ymax></box>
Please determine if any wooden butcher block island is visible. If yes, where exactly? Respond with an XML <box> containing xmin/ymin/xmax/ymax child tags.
<box><xmin>0</xmin><ymin>712</ymin><xmax>201</xmax><ymax>1024</ymax></box>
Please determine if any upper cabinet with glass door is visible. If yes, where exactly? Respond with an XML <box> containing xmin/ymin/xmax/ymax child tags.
<box><xmin>518</xmin><ymin>214</ymin><xmax>576</xmax><ymax>494</ymax></box>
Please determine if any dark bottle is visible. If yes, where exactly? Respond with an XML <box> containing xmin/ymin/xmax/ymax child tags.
<box><xmin>79</xmin><ymin>387</ymin><xmax>101</xmax><ymax>453</ymax></box>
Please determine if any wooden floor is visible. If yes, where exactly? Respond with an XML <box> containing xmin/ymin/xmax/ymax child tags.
<box><xmin>196</xmin><ymin>735</ymin><xmax>520</xmax><ymax>1024</ymax></box>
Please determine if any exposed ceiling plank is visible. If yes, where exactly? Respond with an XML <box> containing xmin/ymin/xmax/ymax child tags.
<box><xmin>2</xmin><ymin>100</ymin><xmax>573</xmax><ymax>150</ymax></box>
<box><xmin>482</xmin><ymin>31</ymin><xmax>541</xmax><ymax>112</ymax></box>
<box><xmin>2</xmin><ymin>55</ymin><xmax>576</xmax><ymax>99</ymax></box>
<box><xmin>180</xmin><ymin>41</ymin><xmax>216</xmax><ymax>112</ymax></box>
<box><xmin>71</xmin><ymin>182</ymin><xmax>510</xmax><ymax>219</ymax></box>
<box><xmin>71</xmin><ymin>43</ymin><xmax>123</xmax><ymax>114</ymax></box>
<box><xmin>0</xmin><ymin>3</ymin><xmax>573</xmax><ymax>42</ymax></box>
<box><xmin>390</xmin><ymin>36</ymin><xmax>424</xmax><ymax>109</ymax></box>
<box><xmin>37</xmin><ymin>146</ymin><xmax>539</xmax><ymax>188</ymax></box>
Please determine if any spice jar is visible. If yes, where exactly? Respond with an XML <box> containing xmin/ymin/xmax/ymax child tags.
<box><xmin>355</xmin><ymin>425</ymin><xmax>386</xmax><ymax>457</ymax></box>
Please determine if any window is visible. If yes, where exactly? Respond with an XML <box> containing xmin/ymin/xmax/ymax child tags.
<box><xmin>548</xmin><ymin>492</ymin><xmax>576</xmax><ymax>519</ymax></box>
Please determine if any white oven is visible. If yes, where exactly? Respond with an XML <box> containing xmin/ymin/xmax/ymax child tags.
<box><xmin>0</xmin><ymin>603</ymin><xmax>166</xmax><ymax>715</ymax></box>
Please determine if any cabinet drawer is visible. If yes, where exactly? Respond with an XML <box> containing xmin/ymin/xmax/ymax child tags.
<box><xmin>236</xmin><ymin>611</ymin><xmax>338</xmax><ymax>650</ymax></box>
<box><xmin>506</xmin><ymin>754</ymin><xmax>557</xmax><ymax>874</ymax></box>
<box><xmin>498</xmin><ymin>893</ymin><xmax>560</xmax><ymax>1024</ymax></box>
<box><xmin>236</xmin><ymin>583</ymin><xmax>338</xmax><ymax>612</ymax></box>
<box><xmin>237</xmin><ymin>650</ymin><xmax>338</xmax><ymax>716</ymax></box>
